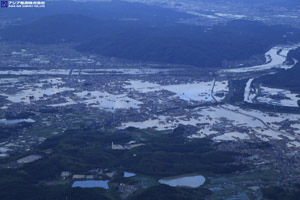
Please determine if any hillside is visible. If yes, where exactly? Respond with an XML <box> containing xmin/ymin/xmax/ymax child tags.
<box><xmin>77</xmin><ymin>20</ymin><xmax>300</xmax><ymax>67</ymax></box>
<box><xmin>2</xmin><ymin>15</ymin><xmax>300</xmax><ymax>67</ymax></box>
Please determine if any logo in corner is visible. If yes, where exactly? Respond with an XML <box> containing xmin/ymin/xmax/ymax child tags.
<box><xmin>1</xmin><ymin>1</ymin><xmax>8</xmax><ymax>7</ymax></box>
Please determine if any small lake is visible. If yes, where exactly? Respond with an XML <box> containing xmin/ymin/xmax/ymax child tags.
<box><xmin>159</xmin><ymin>174</ymin><xmax>205</xmax><ymax>188</ymax></box>
<box><xmin>124</xmin><ymin>172</ymin><xmax>136</xmax><ymax>178</ymax></box>
<box><xmin>72</xmin><ymin>180</ymin><xmax>109</xmax><ymax>189</ymax></box>
<box><xmin>0</xmin><ymin>118</ymin><xmax>35</xmax><ymax>125</ymax></box>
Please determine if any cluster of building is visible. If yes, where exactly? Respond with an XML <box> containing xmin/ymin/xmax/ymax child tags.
<box><xmin>60</xmin><ymin>169</ymin><xmax>116</xmax><ymax>180</ymax></box>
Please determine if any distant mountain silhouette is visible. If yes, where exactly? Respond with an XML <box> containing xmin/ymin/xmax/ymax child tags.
<box><xmin>0</xmin><ymin>0</ymin><xmax>193</xmax><ymax>25</ymax></box>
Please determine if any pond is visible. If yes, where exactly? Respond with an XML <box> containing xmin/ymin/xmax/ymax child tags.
<box><xmin>72</xmin><ymin>180</ymin><xmax>109</xmax><ymax>189</ymax></box>
<box><xmin>159</xmin><ymin>174</ymin><xmax>205</xmax><ymax>188</ymax></box>
<box><xmin>124</xmin><ymin>172</ymin><xmax>136</xmax><ymax>178</ymax></box>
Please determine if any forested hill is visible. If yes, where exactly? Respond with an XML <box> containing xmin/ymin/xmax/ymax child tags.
<box><xmin>2</xmin><ymin>14</ymin><xmax>300</xmax><ymax>67</ymax></box>
<box><xmin>77</xmin><ymin>20</ymin><xmax>300</xmax><ymax>67</ymax></box>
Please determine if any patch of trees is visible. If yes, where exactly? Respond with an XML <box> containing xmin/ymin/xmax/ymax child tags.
<box><xmin>21</xmin><ymin>129</ymin><xmax>246</xmax><ymax>181</ymax></box>
<box><xmin>5</xmin><ymin>112</ymin><xmax>35</xmax><ymax>120</ymax></box>
<box><xmin>128</xmin><ymin>184</ymin><xmax>211</xmax><ymax>200</ymax></box>
<box><xmin>263</xmin><ymin>186</ymin><xmax>300</xmax><ymax>200</ymax></box>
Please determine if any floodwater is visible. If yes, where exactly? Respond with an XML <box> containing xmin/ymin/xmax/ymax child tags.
<box><xmin>0</xmin><ymin>118</ymin><xmax>35</xmax><ymax>125</ymax></box>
